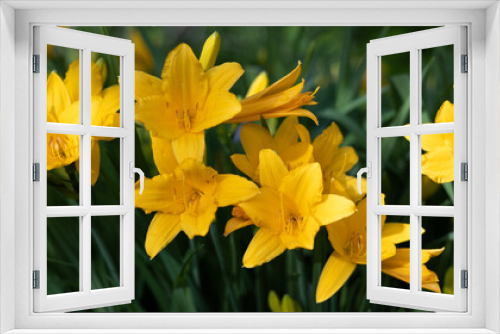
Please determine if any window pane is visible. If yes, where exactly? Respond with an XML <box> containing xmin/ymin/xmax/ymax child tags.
<box><xmin>420</xmin><ymin>133</ymin><xmax>454</xmax><ymax>206</ymax></box>
<box><xmin>380</xmin><ymin>52</ymin><xmax>410</xmax><ymax>127</ymax></box>
<box><xmin>421</xmin><ymin>216</ymin><xmax>454</xmax><ymax>295</ymax></box>
<box><xmin>381</xmin><ymin>136</ymin><xmax>410</xmax><ymax>205</ymax></box>
<box><xmin>421</xmin><ymin>45</ymin><xmax>454</xmax><ymax>125</ymax></box>
<box><xmin>90</xmin><ymin>52</ymin><xmax>121</xmax><ymax>128</ymax></box>
<box><xmin>91</xmin><ymin>137</ymin><xmax>121</xmax><ymax>205</ymax></box>
<box><xmin>47</xmin><ymin>45</ymin><xmax>80</xmax><ymax>125</ymax></box>
<box><xmin>47</xmin><ymin>217</ymin><xmax>80</xmax><ymax>295</ymax></box>
<box><xmin>380</xmin><ymin>215</ymin><xmax>410</xmax><ymax>290</ymax></box>
<box><xmin>47</xmin><ymin>134</ymin><xmax>80</xmax><ymax>206</ymax></box>
<box><xmin>91</xmin><ymin>216</ymin><xmax>121</xmax><ymax>290</ymax></box>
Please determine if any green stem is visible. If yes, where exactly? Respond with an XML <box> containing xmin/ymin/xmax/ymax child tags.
<box><xmin>209</xmin><ymin>224</ymin><xmax>239</xmax><ymax>311</ymax></box>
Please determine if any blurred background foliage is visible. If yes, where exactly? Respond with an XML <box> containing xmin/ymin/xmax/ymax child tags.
<box><xmin>46</xmin><ymin>26</ymin><xmax>454</xmax><ymax>312</ymax></box>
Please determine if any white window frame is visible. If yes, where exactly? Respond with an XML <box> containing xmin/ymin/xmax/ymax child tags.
<box><xmin>33</xmin><ymin>26</ymin><xmax>136</xmax><ymax>313</ymax></box>
<box><xmin>366</xmin><ymin>26</ymin><xmax>468</xmax><ymax>312</ymax></box>
<box><xmin>1</xmin><ymin>1</ymin><xmax>499</xmax><ymax>333</ymax></box>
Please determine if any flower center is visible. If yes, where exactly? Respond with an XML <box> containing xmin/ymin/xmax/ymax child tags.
<box><xmin>170</xmin><ymin>83</ymin><xmax>200</xmax><ymax>131</ymax></box>
<box><xmin>279</xmin><ymin>192</ymin><xmax>304</xmax><ymax>235</ymax></box>
<box><xmin>344</xmin><ymin>231</ymin><xmax>366</xmax><ymax>258</ymax></box>
<box><xmin>49</xmin><ymin>134</ymin><xmax>75</xmax><ymax>161</ymax></box>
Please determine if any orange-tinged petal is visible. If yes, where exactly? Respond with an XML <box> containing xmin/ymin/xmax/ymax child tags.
<box><xmin>224</xmin><ymin>217</ymin><xmax>253</xmax><ymax>237</ymax></box>
<box><xmin>135</xmin><ymin>71</ymin><xmax>162</xmax><ymax>99</ymax></box>
<box><xmin>246</xmin><ymin>62</ymin><xmax>302</xmax><ymax>101</ymax></box>
<box><xmin>279</xmin><ymin>163</ymin><xmax>323</xmax><ymax>215</ymax></box>
<box><xmin>239</xmin><ymin>123</ymin><xmax>275</xmax><ymax>167</ymax></box>
<box><xmin>214</xmin><ymin>174</ymin><xmax>259</xmax><ymax>207</ymax></box>
<box><xmin>206</xmin><ymin>62</ymin><xmax>244</xmax><ymax>92</ymax></box>
<box><xmin>327</xmin><ymin>146</ymin><xmax>359</xmax><ymax>175</ymax></box>
<box><xmin>145</xmin><ymin>213</ymin><xmax>182</xmax><ymax>259</ymax></box>
<box><xmin>47</xmin><ymin>72</ymin><xmax>72</xmax><ymax>122</ymax></box>
<box><xmin>227</xmin><ymin>107</ymin><xmax>318</xmax><ymax>125</ymax></box>
<box><xmin>313</xmin><ymin>121</ymin><xmax>343</xmax><ymax>169</ymax></box>
<box><xmin>180</xmin><ymin>195</ymin><xmax>218</xmax><ymax>238</ymax></box>
<box><xmin>231</xmin><ymin>154</ymin><xmax>258</xmax><ymax>182</ymax></box>
<box><xmin>243</xmin><ymin>229</ymin><xmax>286</xmax><ymax>268</ymax></box>
<box><xmin>171</xmin><ymin>132</ymin><xmax>205</xmax><ymax>164</ymax></box>
<box><xmin>421</xmin><ymin>146</ymin><xmax>454</xmax><ymax>183</ymax></box>
<box><xmin>274</xmin><ymin>116</ymin><xmax>299</xmax><ymax>153</ymax></box>
<box><xmin>295</xmin><ymin>124</ymin><xmax>311</xmax><ymax>144</ymax></box>
<box><xmin>152</xmin><ymin>136</ymin><xmax>179</xmax><ymax>174</ymax></box>
<box><xmin>135</xmin><ymin>95</ymin><xmax>184</xmax><ymax>139</ymax></box>
<box><xmin>90</xmin><ymin>140</ymin><xmax>100</xmax><ymax>186</ymax></box>
<box><xmin>246</xmin><ymin>71</ymin><xmax>269</xmax><ymax>97</ymax></box>
<box><xmin>258</xmin><ymin>149</ymin><xmax>288</xmax><ymax>189</ymax></box>
<box><xmin>279</xmin><ymin>143</ymin><xmax>314</xmax><ymax>171</ymax></box>
<box><xmin>239</xmin><ymin>187</ymin><xmax>282</xmax><ymax>234</ymax></box>
<box><xmin>435</xmin><ymin>100</ymin><xmax>454</xmax><ymax>123</ymax></box>
<box><xmin>423</xmin><ymin>281</ymin><xmax>442</xmax><ymax>293</ymax></box>
<box><xmin>316</xmin><ymin>251</ymin><xmax>356</xmax><ymax>303</ymax></box>
<box><xmin>199</xmin><ymin>31</ymin><xmax>221</xmax><ymax>71</ymax></box>
<box><xmin>313</xmin><ymin>194</ymin><xmax>356</xmax><ymax>226</ymax></box>
<box><xmin>161</xmin><ymin>43</ymin><xmax>208</xmax><ymax>119</ymax></box>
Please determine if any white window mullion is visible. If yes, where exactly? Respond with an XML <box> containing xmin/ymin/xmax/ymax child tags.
<box><xmin>409</xmin><ymin>47</ymin><xmax>421</xmax><ymax>294</ymax></box>
<box><xmin>81</xmin><ymin>48</ymin><xmax>92</xmax><ymax>295</ymax></box>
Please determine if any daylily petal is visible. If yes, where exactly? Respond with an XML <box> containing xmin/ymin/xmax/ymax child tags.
<box><xmin>313</xmin><ymin>194</ymin><xmax>356</xmax><ymax>226</ymax></box>
<box><xmin>145</xmin><ymin>213</ymin><xmax>182</xmax><ymax>259</ymax></box>
<box><xmin>96</xmin><ymin>85</ymin><xmax>121</xmax><ymax>127</ymax></box>
<box><xmin>135</xmin><ymin>95</ymin><xmax>184</xmax><ymax>139</ymax></box>
<box><xmin>381</xmin><ymin>223</ymin><xmax>412</xmax><ymax>245</ymax></box>
<box><xmin>327</xmin><ymin>146</ymin><xmax>359</xmax><ymax>175</ymax></box>
<box><xmin>47</xmin><ymin>134</ymin><xmax>80</xmax><ymax>170</ymax></box>
<box><xmin>65</xmin><ymin>60</ymin><xmax>103</xmax><ymax>102</ymax></box>
<box><xmin>258</xmin><ymin>149</ymin><xmax>288</xmax><ymax>189</ymax></box>
<box><xmin>239</xmin><ymin>123</ymin><xmax>275</xmax><ymax>167</ymax></box>
<box><xmin>421</xmin><ymin>133</ymin><xmax>446</xmax><ymax>152</ymax></box>
<box><xmin>132</xmin><ymin>31</ymin><xmax>155</xmax><ymax>72</ymax></box>
<box><xmin>421</xmin><ymin>146</ymin><xmax>454</xmax><ymax>183</ymax></box>
<box><xmin>58</xmin><ymin>101</ymin><xmax>81</xmax><ymax>125</ymax></box>
<box><xmin>224</xmin><ymin>217</ymin><xmax>253</xmax><ymax>237</ymax></box>
<box><xmin>280</xmin><ymin>216</ymin><xmax>319</xmax><ymax>250</ymax></box>
<box><xmin>279</xmin><ymin>163</ymin><xmax>323</xmax><ymax>215</ymax></box>
<box><xmin>191</xmin><ymin>90</ymin><xmax>241</xmax><ymax>132</ymax></box>
<box><xmin>152</xmin><ymin>136</ymin><xmax>179</xmax><ymax>174</ymax></box>
<box><xmin>273</xmin><ymin>117</ymin><xmax>299</xmax><ymax>153</ymax></box>
<box><xmin>279</xmin><ymin>143</ymin><xmax>314</xmax><ymax>171</ymax></box>
<box><xmin>231</xmin><ymin>154</ymin><xmax>258</xmax><ymax>182</ymax></box>
<box><xmin>316</xmin><ymin>251</ymin><xmax>356</xmax><ymax>303</ymax></box>
<box><xmin>47</xmin><ymin>72</ymin><xmax>72</xmax><ymax>122</ymax></box>
<box><xmin>422</xmin><ymin>248</ymin><xmax>445</xmax><ymax>264</ymax></box>
<box><xmin>435</xmin><ymin>100</ymin><xmax>454</xmax><ymax>123</ymax></box>
<box><xmin>423</xmin><ymin>281</ymin><xmax>442</xmax><ymax>293</ymax></box>
<box><xmin>242</xmin><ymin>229</ymin><xmax>286</xmax><ymax>268</ymax></box>
<box><xmin>206</xmin><ymin>62</ymin><xmax>244</xmax><ymax>92</ymax></box>
<box><xmin>246</xmin><ymin>62</ymin><xmax>302</xmax><ymax>101</ymax></box>
<box><xmin>313</xmin><ymin>121</ymin><xmax>343</xmax><ymax>169</ymax></box>
<box><xmin>160</xmin><ymin>43</ymin><xmax>208</xmax><ymax>119</ymax></box>
<box><xmin>180</xmin><ymin>195</ymin><xmax>218</xmax><ymax>238</ymax></box>
<box><xmin>171</xmin><ymin>132</ymin><xmax>205</xmax><ymax>164</ymax></box>
<box><xmin>135</xmin><ymin>71</ymin><xmax>162</xmax><ymax>99</ymax></box>
<box><xmin>135</xmin><ymin>174</ymin><xmax>183</xmax><ymax>214</ymax></box>
<box><xmin>214</xmin><ymin>174</ymin><xmax>259</xmax><ymax>206</ymax></box>
<box><xmin>239</xmin><ymin>187</ymin><xmax>282</xmax><ymax>234</ymax></box>
<box><xmin>246</xmin><ymin>71</ymin><xmax>269</xmax><ymax>97</ymax></box>
<box><xmin>199</xmin><ymin>31</ymin><xmax>221</xmax><ymax>71</ymax></box>
<box><xmin>90</xmin><ymin>140</ymin><xmax>100</xmax><ymax>186</ymax></box>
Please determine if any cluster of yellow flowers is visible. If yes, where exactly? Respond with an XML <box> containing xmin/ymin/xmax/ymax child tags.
<box><xmin>47</xmin><ymin>31</ymin><xmax>452</xmax><ymax>304</ymax></box>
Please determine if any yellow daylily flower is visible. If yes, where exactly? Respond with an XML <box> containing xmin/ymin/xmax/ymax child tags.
<box><xmin>246</xmin><ymin>71</ymin><xmax>269</xmax><ymax>97</ymax></box>
<box><xmin>226</xmin><ymin>62</ymin><xmax>319</xmax><ymax>124</ymax></box>
<box><xmin>231</xmin><ymin>116</ymin><xmax>314</xmax><ymax>183</ymax></box>
<box><xmin>405</xmin><ymin>100</ymin><xmax>454</xmax><ymax>183</ymax></box>
<box><xmin>131</xmin><ymin>30</ymin><xmax>155</xmax><ymax>72</ymax></box>
<box><xmin>237</xmin><ymin>150</ymin><xmax>355</xmax><ymax>268</ymax></box>
<box><xmin>268</xmin><ymin>290</ymin><xmax>302</xmax><ymax>312</ymax></box>
<box><xmin>135</xmin><ymin>42</ymin><xmax>244</xmax><ymax>160</ymax></box>
<box><xmin>47</xmin><ymin>60</ymin><xmax>120</xmax><ymax>185</ymax></box>
<box><xmin>315</xmin><ymin>198</ymin><xmax>443</xmax><ymax>303</ymax></box>
<box><xmin>135</xmin><ymin>158</ymin><xmax>259</xmax><ymax>259</ymax></box>
<box><xmin>312</xmin><ymin>121</ymin><xmax>362</xmax><ymax>201</ymax></box>
<box><xmin>199</xmin><ymin>31</ymin><xmax>221</xmax><ymax>71</ymax></box>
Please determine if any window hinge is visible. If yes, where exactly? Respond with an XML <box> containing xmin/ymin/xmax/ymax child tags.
<box><xmin>33</xmin><ymin>54</ymin><xmax>40</xmax><ymax>73</ymax></box>
<box><xmin>461</xmin><ymin>54</ymin><xmax>468</xmax><ymax>73</ymax></box>
<box><xmin>461</xmin><ymin>270</ymin><xmax>468</xmax><ymax>289</ymax></box>
<box><xmin>33</xmin><ymin>163</ymin><xmax>40</xmax><ymax>182</ymax></box>
<box><xmin>461</xmin><ymin>162</ymin><xmax>468</xmax><ymax>181</ymax></box>
<box><xmin>33</xmin><ymin>270</ymin><xmax>40</xmax><ymax>289</ymax></box>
